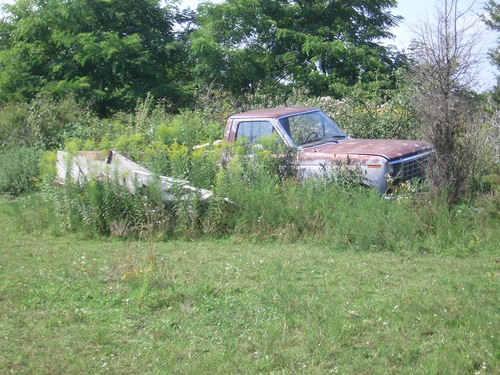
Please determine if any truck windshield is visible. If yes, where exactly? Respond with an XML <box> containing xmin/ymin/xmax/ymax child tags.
<box><xmin>278</xmin><ymin>110</ymin><xmax>346</xmax><ymax>147</ymax></box>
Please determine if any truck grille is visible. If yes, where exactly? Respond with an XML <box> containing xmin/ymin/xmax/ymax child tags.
<box><xmin>389</xmin><ymin>151</ymin><xmax>432</xmax><ymax>183</ymax></box>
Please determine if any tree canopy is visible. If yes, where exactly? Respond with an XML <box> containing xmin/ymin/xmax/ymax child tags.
<box><xmin>484</xmin><ymin>0</ymin><xmax>500</xmax><ymax>101</ymax></box>
<box><xmin>0</xmin><ymin>0</ymin><xmax>186</xmax><ymax>115</ymax></box>
<box><xmin>0</xmin><ymin>0</ymin><xmax>407</xmax><ymax>113</ymax></box>
<box><xmin>190</xmin><ymin>0</ymin><xmax>405</xmax><ymax>97</ymax></box>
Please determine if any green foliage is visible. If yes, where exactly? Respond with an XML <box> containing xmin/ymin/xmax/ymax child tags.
<box><xmin>39</xmin><ymin>151</ymin><xmax>58</xmax><ymax>182</ymax></box>
<box><xmin>478</xmin><ymin>173</ymin><xmax>500</xmax><ymax>194</ymax></box>
<box><xmin>323</xmin><ymin>80</ymin><xmax>418</xmax><ymax>139</ymax></box>
<box><xmin>191</xmin><ymin>0</ymin><xmax>405</xmax><ymax>98</ymax></box>
<box><xmin>65</xmin><ymin>104</ymin><xmax>225</xmax><ymax>188</ymax></box>
<box><xmin>166</xmin><ymin>142</ymin><xmax>189</xmax><ymax>179</ymax></box>
<box><xmin>27</xmin><ymin>94</ymin><xmax>85</xmax><ymax>150</ymax></box>
<box><xmin>153</xmin><ymin>109</ymin><xmax>223</xmax><ymax>148</ymax></box>
<box><xmin>146</xmin><ymin>109</ymin><xmax>224</xmax><ymax>188</ymax></box>
<box><xmin>240</xmin><ymin>80</ymin><xmax>418</xmax><ymax>140</ymax></box>
<box><xmin>0</xmin><ymin>100</ymin><xmax>33</xmax><ymax>149</ymax></box>
<box><xmin>0</xmin><ymin>147</ymin><xmax>42</xmax><ymax>196</ymax></box>
<box><xmin>0</xmin><ymin>94</ymin><xmax>100</xmax><ymax>150</ymax></box>
<box><xmin>143</xmin><ymin>141</ymin><xmax>170</xmax><ymax>176</ymax></box>
<box><xmin>113</xmin><ymin>133</ymin><xmax>147</xmax><ymax>163</ymax></box>
<box><xmin>186</xmin><ymin>145</ymin><xmax>221</xmax><ymax>189</ymax></box>
<box><xmin>43</xmin><ymin>176</ymin><xmax>168</xmax><ymax>238</ymax></box>
<box><xmin>0</xmin><ymin>0</ymin><xmax>186</xmax><ymax>115</ymax></box>
<box><xmin>202</xmin><ymin>149</ymin><xmax>497</xmax><ymax>255</ymax></box>
<box><xmin>109</xmin><ymin>94</ymin><xmax>170</xmax><ymax>146</ymax></box>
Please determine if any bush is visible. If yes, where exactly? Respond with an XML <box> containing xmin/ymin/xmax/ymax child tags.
<box><xmin>0</xmin><ymin>94</ymin><xmax>101</xmax><ymax>151</ymax></box>
<box><xmin>0</xmin><ymin>101</ymin><xmax>34</xmax><ymax>149</ymax></box>
<box><xmin>0</xmin><ymin>148</ymin><xmax>42</xmax><ymax>196</ymax></box>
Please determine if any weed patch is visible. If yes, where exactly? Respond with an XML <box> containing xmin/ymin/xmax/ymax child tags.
<box><xmin>0</xmin><ymin>147</ymin><xmax>42</xmax><ymax>196</ymax></box>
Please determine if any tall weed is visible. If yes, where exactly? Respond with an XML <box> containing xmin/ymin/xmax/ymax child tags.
<box><xmin>43</xmin><ymin>176</ymin><xmax>167</xmax><ymax>238</ymax></box>
<box><xmin>0</xmin><ymin>147</ymin><xmax>42</xmax><ymax>196</ymax></box>
<box><xmin>40</xmin><ymin>143</ymin><xmax>499</xmax><ymax>255</ymax></box>
<box><xmin>157</xmin><ymin>109</ymin><xmax>223</xmax><ymax>148</ymax></box>
<box><xmin>205</xmin><ymin>152</ymin><xmax>497</xmax><ymax>254</ymax></box>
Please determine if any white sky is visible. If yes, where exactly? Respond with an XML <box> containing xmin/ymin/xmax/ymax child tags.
<box><xmin>1</xmin><ymin>0</ymin><xmax>498</xmax><ymax>90</ymax></box>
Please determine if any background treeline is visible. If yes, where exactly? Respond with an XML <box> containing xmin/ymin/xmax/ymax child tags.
<box><xmin>0</xmin><ymin>0</ymin><xmax>499</xmax><ymax>245</ymax></box>
<box><xmin>0</xmin><ymin>0</ymin><xmax>406</xmax><ymax>115</ymax></box>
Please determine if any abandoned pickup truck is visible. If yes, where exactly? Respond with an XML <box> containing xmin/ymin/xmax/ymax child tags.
<box><xmin>224</xmin><ymin>107</ymin><xmax>433</xmax><ymax>193</ymax></box>
<box><xmin>57</xmin><ymin>107</ymin><xmax>432</xmax><ymax>199</ymax></box>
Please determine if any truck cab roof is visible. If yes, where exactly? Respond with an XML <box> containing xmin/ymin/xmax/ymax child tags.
<box><xmin>228</xmin><ymin>107</ymin><xmax>318</xmax><ymax>119</ymax></box>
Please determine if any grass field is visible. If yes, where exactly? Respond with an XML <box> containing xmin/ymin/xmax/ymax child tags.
<box><xmin>0</xmin><ymin>195</ymin><xmax>499</xmax><ymax>374</ymax></box>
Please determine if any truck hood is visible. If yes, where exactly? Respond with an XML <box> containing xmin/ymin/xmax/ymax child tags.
<box><xmin>300</xmin><ymin>139</ymin><xmax>432</xmax><ymax>161</ymax></box>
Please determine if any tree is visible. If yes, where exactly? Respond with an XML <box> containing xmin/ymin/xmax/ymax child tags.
<box><xmin>484</xmin><ymin>0</ymin><xmax>500</xmax><ymax>101</ymax></box>
<box><xmin>408</xmin><ymin>0</ymin><xmax>488</xmax><ymax>204</ymax></box>
<box><xmin>0</xmin><ymin>0</ymin><xmax>186</xmax><ymax>115</ymax></box>
<box><xmin>189</xmin><ymin>0</ymin><xmax>405</xmax><ymax>98</ymax></box>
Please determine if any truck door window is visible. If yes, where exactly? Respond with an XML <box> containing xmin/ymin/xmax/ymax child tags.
<box><xmin>235</xmin><ymin>121</ymin><xmax>274</xmax><ymax>144</ymax></box>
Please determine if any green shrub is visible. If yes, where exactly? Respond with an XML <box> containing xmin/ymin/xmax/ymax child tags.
<box><xmin>0</xmin><ymin>94</ymin><xmax>102</xmax><ymax>151</ymax></box>
<box><xmin>0</xmin><ymin>101</ymin><xmax>34</xmax><ymax>149</ymax></box>
<box><xmin>153</xmin><ymin>109</ymin><xmax>224</xmax><ymax>148</ymax></box>
<box><xmin>0</xmin><ymin>148</ymin><xmax>42</xmax><ymax>196</ymax></box>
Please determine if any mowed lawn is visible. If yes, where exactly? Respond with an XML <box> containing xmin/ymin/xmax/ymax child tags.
<box><xmin>0</xmin><ymin>197</ymin><xmax>498</xmax><ymax>374</ymax></box>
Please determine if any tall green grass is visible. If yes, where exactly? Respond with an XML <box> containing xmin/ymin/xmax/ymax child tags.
<box><xmin>1</xmin><ymin>91</ymin><xmax>497</xmax><ymax>252</ymax></box>
<box><xmin>38</xmin><ymin>145</ymin><xmax>499</xmax><ymax>256</ymax></box>
<box><xmin>209</xmin><ymin>156</ymin><xmax>498</xmax><ymax>254</ymax></box>
<box><xmin>0</xmin><ymin>147</ymin><xmax>42</xmax><ymax>196</ymax></box>
<box><xmin>42</xmin><ymin>177</ymin><xmax>171</xmax><ymax>239</ymax></box>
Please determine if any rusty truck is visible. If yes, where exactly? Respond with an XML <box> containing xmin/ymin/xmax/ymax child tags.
<box><xmin>223</xmin><ymin>107</ymin><xmax>433</xmax><ymax>193</ymax></box>
<box><xmin>57</xmin><ymin>106</ymin><xmax>432</xmax><ymax>198</ymax></box>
